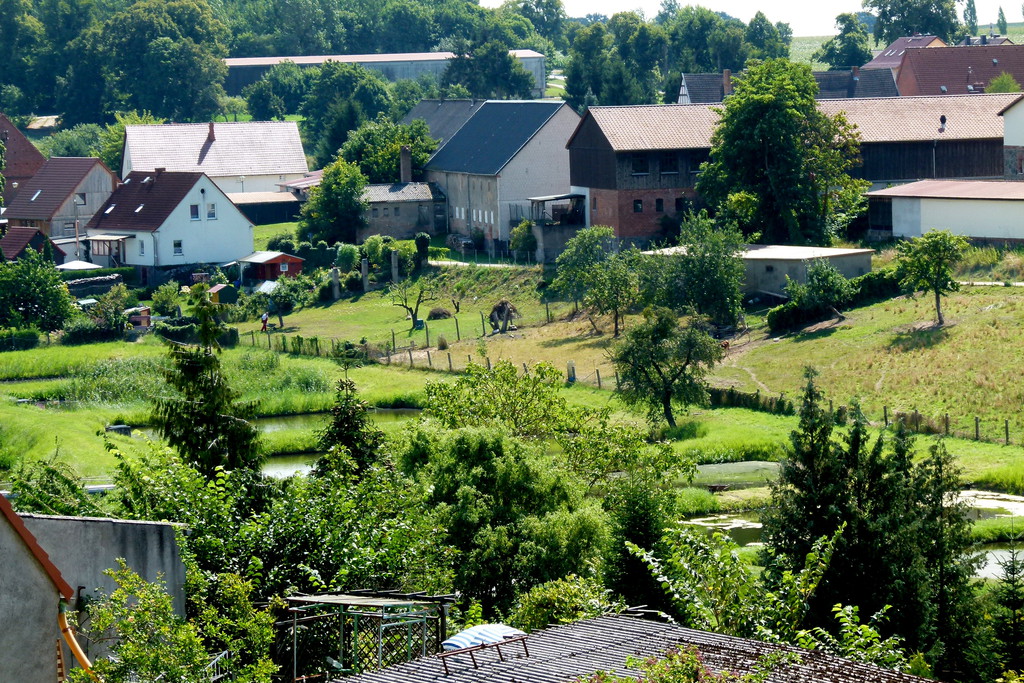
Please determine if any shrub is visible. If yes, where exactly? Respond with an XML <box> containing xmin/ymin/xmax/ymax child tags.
<box><xmin>674</xmin><ymin>487</ymin><xmax>721</xmax><ymax>516</ymax></box>
<box><xmin>344</xmin><ymin>271</ymin><xmax>362</xmax><ymax>292</ymax></box>
<box><xmin>427</xmin><ymin>307</ymin><xmax>452</xmax><ymax>320</ymax></box>
<box><xmin>266</xmin><ymin>234</ymin><xmax>295</xmax><ymax>253</ymax></box>
<box><xmin>708</xmin><ymin>386</ymin><xmax>794</xmax><ymax>415</ymax></box>
<box><xmin>437</xmin><ymin>334</ymin><xmax>449</xmax><ymax>351</ymax></box>
<box><xmin>151</xmin><ymin>281</ymin><xmax>182</xmax><ymax>316</ymax></box>
<box><xmin>510</xmin><ymin>219</ymin><xmax>537</xmax><ymax>258</ymax></box>
<box><xmin>0</xmin><ymin>327</ymin><xmax>40</xmax><ymax>351</ymax></box>
<box><xmin>154</xmin><ymin>321</ymin><xmax>239</xmax><ymax>347</ymax></box>
<box><xmin>848</xmin><ymin>266</ymin><xmax>902</xmax><ymax>306</ymax></box>
<box><xmin>414</xmin><ymin>232</ymin><xmax>430</xmax><ymax>268</ymax></box>
<box><xmin>59</xmin><ymin>266</ymin><xmax>136</xmax><ymax>284</ymax></box>
<box><xmin>61</xmin><ymin>317</ymin><xmax>122</xmax><ymax>345</ymax></box>
<box><xmin>652</xmin><ymin>420</ymin><xmax>709</xmax><ymax>442</ymax></box>
<box><xmin>336</xmin><ymin>243</ymin><xmax>359</xmax><ymax>272</ymax></box>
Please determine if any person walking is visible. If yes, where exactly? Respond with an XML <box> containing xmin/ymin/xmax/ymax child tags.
<box><xmin>261</xmin><ymin>311</ymin><xmax>269</xmax><ymax>332</ymax></box>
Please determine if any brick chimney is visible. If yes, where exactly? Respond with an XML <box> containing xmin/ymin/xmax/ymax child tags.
<box><xmin>400</xmin><ymin>145</ymin><xmax>412</xmax><ymax>184</ymax></box>
<box><xmin>723</xmin><ymin>69</ymin><xmax>733</xmax><ymax>96</ymax></box>
<box><xmin>207</xmin><ymin>122</ymin><xmax>216</xmax><ymax>141</ymax></box>
<box><xmin>852</xmin><ymin>66</ymin><xmax>860</xmax><ymax>79</ymax></box>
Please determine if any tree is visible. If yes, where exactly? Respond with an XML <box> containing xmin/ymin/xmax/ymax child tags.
<box><xmin>316</xmin><ymin>378</ymin><xmax>386</xmax><ymax>474</ymax></box>
<box><xmin>988</xmin><ymin>71</ymin><xmax>1022</xmax><ymax>93</ymax></box>
<box><xmin>814</xmin><ymin>14</ymin><xmax>874</xmax><ymax>71</ymax></box>
<box><xmin>994</xmin><ymin>544</ymin><xmax>1024</xmax><ymax>671</ymax></box>
<box><xmin>298</xmin><ymin>158</ymin><xmax>368</xmax><ymax>244</ymax></box>
<box><xmin>243</xmin><ymin>80</ymin><xmax>286</xmax><ymax>121</ymax></box>
<box><xmin>610</xmin><ymin>307</ymin><xmax>724</xmax><ymax>428</ymax></box>
<box><xmin>0</xmin><ymin>249</ymin><xmax>74</xmax><ymax>333</ymax></box>
<box><xmin>266</xmin><ymin>277</ymin><xmax>302</xmax><ymax>327</ymax></box>
<box><xmin>509</xmin><ymin>575</ymin><xmax>619</xmax><ymax>632</ymax></box>
<box><xmin>299</xmin><ymin>61</ymin><xmax>392</xmax><ymax>151</ymax></box>
<box><xmin>150</xmin><ymin>281</ymin><xmax>182</xmax><ymax>317</ymax></box>
<box><xmin>99</xmin><ymin>111</ymin><xmax>165</xmax><ymax>175</ymax></box>
<box><xmin>38</xmin><ymin>124</ymin><xmax>102</xmax><ymax>158</ymax></box>
<box><xmin>863</xmin><ymin>0</ymin><xmax>962</xmax><ymax>44</ymax></box>
<box><xmin>388</xmin><ymin>278</ymin><xmax>437</xmax><ymax>329</ymax></box>
<box><xmin>339</xmin><ymin>114</ymin><xmax>438</xmax><ymax>183</ymax></box>
<box><xmin>509</xmin><ymin>219</ymin><xmax>537</xmax><ymax>259</ymax></box>
<box><xmin>151</xmin><ymin>288</ymin><xmax>262</xmax><ymax>478</ymax></box>
<box><xmin>552</xmin><ymin>225</ymin><xmax>614</xmax><ymax>306</ymax></box>
<box><xmin>745</xmin><ymin>11</ymin><xmax>789</xmax><ymax>59</ymax></box>
<box><xmin>784</xmin><ymin>259</ymin><xmax>857</xmax><ymax>321</ymax></box>
<box><xmin>965</xmin><ymin>0</ymin><xmax>979</xmax><ymax>35</ymax></box>
<box><xmin>895</xmin><ymin>230</ymin><xmax>968</xmax><ymax>326</ymax></box>
<box><xmin>697</xmin><ymin>59</ymin><xmax>869</xmax><ymax>245</ymax></box>
<box><xmin>661</xmin><ymin>211</ymin><xmax>745</xmax><ymax>326</ymax></box>
<box><xmin>443</xmin><ymin>40</ymin><xmax>535</xmax><ymax>99</ymax></box>
<box><xmin>999</xmin><ymin>6</ymin><xmax>1009</xmax><ymax>34</ymax></box>
<box><xmin>587</xmin><ymin>249</ymin><xmax>642</xmax><ymax>337</ymax></box>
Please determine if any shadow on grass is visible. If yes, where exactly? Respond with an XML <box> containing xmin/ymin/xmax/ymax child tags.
<box><xmin>539</xmin><ymin>334</ymin><xmax>610</xmax><ymax>349</ymax></box>
<box><xmin>888</xmin><ymin>325</ymin><xmax>948</xmax><ymax>351</ymax></box>
<box><xmin>789</xmin><ymin>325</ymin><xmax>840</xmax><ymax>343</ymax></box>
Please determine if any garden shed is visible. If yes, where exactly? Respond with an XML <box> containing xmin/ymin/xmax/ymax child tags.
<box><xmin>238</xmin><ymin>251</ymin><xmax>303</xmax><ymax>282</ymax></box>
<box><xmin>208</xmin><ymin>283</ymin><xmax>238</xmax><ymax>304</ymax></box>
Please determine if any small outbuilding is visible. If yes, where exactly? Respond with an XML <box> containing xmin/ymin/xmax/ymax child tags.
<box><xmin>867</xmin><ymin>180</ymin><xmax>1024</xmax><ymax>240</ymax></box>
<box><xmin>208</xmin><ymin>283</ymin><xmax>238</xmax><ymax>304</ymax></box>
<box><xmin>0</xmin><ymin>226</ymin><xmax>66</xmax><ymax>264</ymax></box>
<box><xmin>238</xmin><ymin>251</ymin><xmax>303</xmax><ymax>282</ymax></box>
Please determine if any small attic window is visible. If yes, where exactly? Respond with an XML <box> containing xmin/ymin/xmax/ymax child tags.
<box><xmin>30</xmin><ymin>190</ymin><xmax>41</xmax><ymax>201</ymax></box>
<box><xmin>135</xmin><ymin>204</ymin><xmax>144</xmax><ymax>213</ymax></box>
<box><xmin>968</xmin><ymin>85</ymin><xmax>975</xmax><ymax>92</ymax></box>
<box><xmin>994</xmin><ymin>58</ymin><xmax>999</xmax><ymax>65</ymax></box>
<box><xmin>940</xmin><ymin>85</ymin><xmax>948</xmax><ymax>93</ymax></box>
<box><xmin>142</xmin><ymin>176</ymin><xmax>152</xmax><ymax>184</ymax></box>
<box><xmin>104</xmin><ymin>205</ymin><xmax>116</xmax><ymax>214</ymax></box>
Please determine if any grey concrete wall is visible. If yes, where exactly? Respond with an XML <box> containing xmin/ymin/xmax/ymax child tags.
<box><xmin>533</xmin><ymin>222</ymin><xmax>581</xmax><ymax>263</ymax></box>
<box><xmin>743</xmin><ymin>253</ymin><xmax>872</xmax><ymax>295</ymax></box>
<box><xmin>0</xmin><ymin>520</ymin><xmax>62</xmax><ymax>683</ymax></box>
<box><xmin>21</xmin><ymin>515</ymin><xmax>186</xmax><ymax>619</ymax></box>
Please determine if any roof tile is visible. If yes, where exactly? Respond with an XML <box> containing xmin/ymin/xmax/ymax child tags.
<box><xmin>4</xmin><ymin>157</ymin><xmax>114</xmax><ymax>220</ymax></box>
<box><xmin>85</xmin><ymin>170</ymin><xmax>204</xmax><ymax>233</ymax></box>
<box><xmin>0</xmin><ymin>113</ymin><xmax>46</xmax><ymax>200</ymax></box>
<box><xmin>897</xmin><ymin>44</ymin><xmax>1024</xmax><ymax>95</ymax></box>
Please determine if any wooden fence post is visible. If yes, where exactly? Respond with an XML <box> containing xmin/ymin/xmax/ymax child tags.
<box><xmin>486</xmin><ymin>357</ymin><xmax>491</xmax><ymax>371</ymax></box>
<box><xmin>522</xmin><ymin>362</ymin><xmax>528</xmax><ymax>374</ymax></box>
<box><xmin>883</xmin><ymin>406</ymin><xmax>888</xmax><ymax>426</ymax></box>
<box><xmin>545</xmin><ymin>302</ymin><xmax>550</xmax><ymax>323</ymax></box>
<box><xmin>427</xmin><ymin>350</ymin><xmax>432</xmax><ymax>368</ymax></box>
<box><xmin>614</xmin><ymin>371</ymin><xmax>619</xmax><ymax>388</ymax></box>
<box><xmin>392</xmin><ymin>329</ymin><xmax>396</xmax><ymax>351</ymax></box>
<box><xmin>596</xmin><ymin>369</ymin><xmax>601</xmax><ymax>389</ymax></box>
<box><xmin>250</xmin><ymin>331</ymin><xmax>255</xmax><ymax>346</ymax></box>
<box><xmin>455</xmin><ymin>317</ymin><xmax>461</xmax><ymax>341</ymax></box>
<box><xmin>1006</xmin><ymin>419</ymin><xmax>1010</xmax><ymax>445</ymax></box>
<box><xmin>408</xmin><ymin>348</ymin><xmax>414</xmax><ymax>366</ymax></box>
<box><xmin>480</xmin><ymin>311</ymin><xmax>486</xmax><ymax>336</ymax></box>
<box><xmin>945</xmin><ymin>413</ymin><xmax>949</xmax><ymax>436</ymax></box>
<box><xmin>447</xmin><ymin>353</ymin><xmax>453</xmax><ymax>371</ymax></box>
<box><xmin>425</xmin><ymin>322</ymin><xmax>430</xmax><ymax>348</ymax></box>
<box><xmin>975</xmin><ymin>416</ymin><xmax>980</xmax><ymax>440</ymax></box>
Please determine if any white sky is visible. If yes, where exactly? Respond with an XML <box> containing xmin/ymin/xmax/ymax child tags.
<box><xmin>481</xmin><ymin>0</ymin><xmax>1020</xmax><ymax>38</ymax></box>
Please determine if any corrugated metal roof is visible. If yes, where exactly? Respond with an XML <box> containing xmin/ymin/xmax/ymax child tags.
<box><xmin>897</xmin><ymin>44</ymin><xmax>1024</xmax><ymax>95</ymax></box>
<box><xmin>578</xmin><ymin>93</ymin><xmax>1016</xmax><ymax>152</ymax></box>
<box><xmin>401</xmin><ymin>99</ymin><xmax>482</xmax><ymax>145</ymax></box>
<box><xmin>340</xmin><ymin>614</ymin><xmax>933</xmax><ymax>683</ymax></box>
<box><xmin>278</xmin><ymin>170</ymin><xmax>325</xmax><ymax>191</ymax></box>
<box><xmin>364</xmin><ymin>182</ymin><xmax>444</xmax><ymax>203</ymax></box>
<box><xmin>867</xmin><ymin>179</ymin><xmax>1024</xmax><ymax>199</ymax></box>
<box><xmin>123</xmin><ymin>121</ymin><xmax>308</xmax><ymax>178</ymax></box>
<box><xmin>649</xmin><ymin>244</ymin><xmax>875</xmax><ymax>260</ymax></box>
<box><xmin>4</xmin><ymin>157</ymin><xmax>114</xmax><ymax>220</ymax></box>
<box><xmin>425</xmin><ymin>101</ymin><xmax>568</xmax><ymax>175</ymax></box>
<box><xmin>225</xmin><ymin>191</ymin><xmax>300</xmax><ymax>205</ymax></box>
<box><xmin>85</xmin><ymin>171</ymin><xmax>204</xmax><ymax>233</ymax></box>
<box><xmin>239</xmin><ymin>250</ymin><xmax>303</xmax><ymax>264</ymax></box>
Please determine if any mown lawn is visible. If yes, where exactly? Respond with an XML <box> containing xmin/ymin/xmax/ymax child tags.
<box><xmin>253</xmin><ymin>222</ymin><xmax>298</xmax><ymax>251</ymax></box>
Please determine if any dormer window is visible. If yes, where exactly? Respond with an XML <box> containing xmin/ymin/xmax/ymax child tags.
<box><xmin>30</xmin><ymin>190</ymin><xmax>41</xmax><ymax>201</ymax></box>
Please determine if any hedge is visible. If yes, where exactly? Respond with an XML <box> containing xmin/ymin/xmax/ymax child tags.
<box><xmin>154</xmin><ymin>320</ymin><xmax>239</xmax><ymax>347</ymax></box>
<box><xmin>766</xmin><ymin>266</ymin><xmax>904</xmax><ymax>334</ymax></box>
<box><xmin>708</xmin><ymin>386</ymin><xmax>795</xmax><ymax>416</ymax></box>
<box><xmin>61</xmin><ymin>318</ymin><xmax>124</xmax><ymax>345</ymax></box>
<box><xmin>0</xmin><ymin>328</ymin><xmax>41</xmax><ymax>351</ymax></box>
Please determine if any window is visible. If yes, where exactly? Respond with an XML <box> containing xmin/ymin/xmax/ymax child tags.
<box><xmin>63</xmin><ymin>223</ymin><xmax>75</xmax><ymax>236</ymax></box>
<box><xmin>633</xmin><ymin>199</ymin><xmax>643</xmax><ymax>213</ymax></box>
<box><xmin>75</xmin><ymin>192</ymin><xmax>87</xmax><ymax>205</ymax></box>
<box><xmin>675</xmin><ymin>197</ymin><xmax>685</xmax><ymax>212</ymax></box>
<box><xmin>139</xmin><ymin>240</ymin><xmax>145</xmax><ymax>256</ymax></box>
<box><xmin>280</xmin><ymin>262</ymin><xmax>289</xmax><ymax>272</ymax></box>
<box><xmin>383</xmin><ymin>208</ymin><xmax>389</xmax><ymax>217</ymax></box>
<box><xmin>655</xmin><ymin>198</ymin><xmax>664</xmax><ymax>213</ymax></box>
<box><xmin>765</xmin><ymin>265</ymin><xmax>774</xmax><ymax>272</ymax></box>
<box><xmin>189</xmin><ymin>204</ymin><xmax>200</xmax><ymax>220</ymax></box>
<box><xmin>207</xmin><ymin>203</ymin><xmax>217</xmax><ymax>220</ymax></box>
<box><xmin>660</xmin><ymin>153</ymin><xmax>678</xmax><ymax>175</ymax></box>
<box><xmin>394</xmin><ymin>206</ymin><xmax>400</xmax><ymax>217</ymax></box>
<box><xmin>631</xmin><ymin>154</ymin><xmax>649</xmax><ymax>175</ymax></box>
<box><xmin>592</xmin><ymin>196</ymin><xmax>598</xmax><ymax>210</ymax></box>
<box><xmin>173</xmin><ymin>240</ymin><xmax>183</xmax><ymax>255</ymax></box>
<box><xmin>372</xmin><ymin>208</ymin><xmax>379</xmax><ymax>217</ymax></box>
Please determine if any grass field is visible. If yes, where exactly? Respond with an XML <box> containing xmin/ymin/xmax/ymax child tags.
<box><xmin>254</xmin><ymin>222</ymin><xmax>299</xmax><ymax>251</ymax></box>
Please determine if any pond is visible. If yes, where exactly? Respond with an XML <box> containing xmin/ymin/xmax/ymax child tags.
<box><xmin>136</xmin><ymin>407</ymin><xmax>422</xmax><ymax>439</ymax></box>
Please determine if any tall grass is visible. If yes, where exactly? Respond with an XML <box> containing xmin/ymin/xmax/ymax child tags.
<box><xmin>973</xmin><ymin>464</ymin><xmax>1024</xmax><ymax>496</ymax></box>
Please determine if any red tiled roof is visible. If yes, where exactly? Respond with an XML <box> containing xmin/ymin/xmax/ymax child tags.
<box><xmin>85</xmin><ymin>170</ymin><xmax>204</xmax><ymax>233</ymax></box>
<box><xmin>4</xmin><ymin>157</ymin><xmax>113</xmax><ymax>220</ymax></box>
<box><xmin>0</xmin><ymin>113</ymin><xmax>46</xmax><ymax>200</ymax></box>
<box><xmin>571</xmin><ymin>93</ymin><xmax>1017</xmax><ymax>153</ymax></box>
<box><xmin>0</xmin><ymin>494</ymin><xmax>74</xmax><ymax>600</ymax></box>
<box><xmin>896</xmin><ymin>44</ymin><xmax>1024</xmax><ymax>96</ymax></box>
<box><xmin>0</xmin><ymin>226</ymin><xmax>65</xmax><ymax>260</ymax></box>
<box><xmin>862</xmin><ymin>35</ymin><xmax>946</xmax><ymax>70</ymax></box>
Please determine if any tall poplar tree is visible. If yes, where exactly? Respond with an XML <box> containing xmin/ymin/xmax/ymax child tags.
<box><xmin>964</xmin><ymin>0</ymin><xmax>979</xmax><ymax>35</ymax></box>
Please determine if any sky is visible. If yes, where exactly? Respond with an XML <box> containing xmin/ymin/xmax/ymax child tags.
<box><xmin>481</xmin><ymin>0</ymin><xmax>1020</xmax><ymax>38</ymax></box>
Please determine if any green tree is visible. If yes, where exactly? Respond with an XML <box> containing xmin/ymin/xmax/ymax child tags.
<box><xmin>99</xmin><ymin>111</ymin><xmax>165</xmax><ymax>175</ymax></box>
<box><xmin>299</xmin><ymin>61</ymin><xmax>392</xmax><ymax>152</ymax></box>
<box><xmin>243</xmin><ymin>80</ymin><xmax>286</xmax><ymax>121</ymax></box>
<box><xmin>863</xmin><ymin>0</ymin><xmax>962</xmax><ymax>44</ymax></box>
<box><xmin>697</xmin><ymin>59</ymin><xmax>869</xmax><ymax>244</ymax></box>
<box><xmin>661</xmin><ymin>211</ymin><xmax>745</xmax><ymax>326</ymax></box>
<box><xmin>552</xmin><ymin>225</ymin><xmax>614</xmax><ymax>306</ymax></box>
<box><xmin>994</xmin><ymin>545</ymin><xmax>1024</xmax><ymax>671</ymax></box>
<box><xmin>999</xmin><ymin>6</ymin><xmax>1009</xmax><ymax>34</ymax></box>
<box><xmin>443</xmin><ymin>40</ymin><xmax>535</xmax><ymax>99</ymax></box>
<box><xmin>745</xmin><ymin>11</ymin><xmax>789</xmax><ymax>59</ymax></box>
<box><xmin>299</xmin><ymin>157</ymin><xmax>368</xmax><ymax>244</ymax></box>
<box><xmin>38</xmin><ymin>124</ymin><xmax>103</xmax><ymax>158</ymax></box>
<box><xmin>784</xmin><ymin>259</ymin><xmax>857</xmax><ymax>320</ymax></box>
<box><xmin>510</xmin><ymin>219</ymin><xmax>537</xmax><ymax>259</ymax></box>
<box><xmin>965</xmin><ymin>0</ymin><xmax>979</xmax><ymax>34</ymax></box>
<box><xmin>610</xmin><ymin>307</ymin><xmax>724</xmax><ymax>428</ymax></box>
<box><xmin>895</xmin><ymin>230</ymin><xmax>968</xmax><ymax>326</ymax></box>
<box><xmin>316</xmin><ymin>378</ymin><xmax>386</xmax><ymax>474</ymax></box>
<box><xmin>150</xmin><ymin>281</ymin><xmax>182</xmax><ymax>317</ymax></box>
<box><xmin>0</xmin><ymin>249</ymin><xmax>74</xmax><ymax>333</ymax></box>
<box><xmin>988</xmin><ymin>71</ymin><xmax>1022</xmax><ymax>93</ymax></box>
<box><xmin>0</xmin><ymin>0</ymin><xmax>43</xmax><ymax>110</ymax></box>
<box><xmin>509</xmin><ymin>574</ymin><xmax>619</xmax><ymax>632</ymax></box>
<box><xmin>151</xmin><ymin>289</ymin><xmax>262</xmax><ymax>477</ymax></box>
<box><xmin>814</xmin><ymin>14</ymin><xmax>874</xmax><ymax>70</ymax></box>
<box><xmin>587</xmin><ymin>249</ymin><xmax>642</xmax><ymax>337</ymax></box>
<box><xmin>339</xmin><ymin>114</ymin><xmax>438</xmax><ymax>183</ymax></box>
<box><xmin>387</xmin><ymin>278</ymin><xmax>437</xmax><ymax>329</ymax></box>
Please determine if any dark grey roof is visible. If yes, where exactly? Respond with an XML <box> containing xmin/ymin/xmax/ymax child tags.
<box><xmin>401</xmin><ymin>99</ymin><xmax>483</xmax><ymax>146</ymax></box>
<box><xmin>363</xmin><ymin>182</ymin><xmax>445</xmax><ymax>203</ymax></box>
<box><xmin>424</xmin><ymin>101</ymin><xmax>566</xmax><ymax>176</ymax></box>
<box><xmin>678</xmin><ymin>70</ymin><xmax>899</xmax><ymax>104</ymax></box>
<box><xmin>339</xmin><ymin>614</ymin><xmax>933</xmax><ymax>683</ymax></box>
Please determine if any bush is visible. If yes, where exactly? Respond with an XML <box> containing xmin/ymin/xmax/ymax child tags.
<box><xmin>510</xmin><ymin>219</ymin><xmax>537</xmax><ymax>258</ymax></box>
<box><xmin>336</xmin><ymin>243</ymin><xmax>359</xmax><ymax>272</ymax></box>
<box><xmin>151</xmin><ymin>281</ymin><xmax>182</xmax><ymax>316</ymax></box>
<box><xmin>344</xmin><ymin>271</ymin><xmax>363</xmax><ymax>292</ymax></box>
<box><xmin>0</xmin><ymin>328</ymin><xmax>40</xmax><ymax>351</ymax></box>
<box><xmin>848</xmin><ymin>266</ymin><xmax>902</xmax><ymax>306</ymax></box>
<box><xmin>414</xmin><ymin>232</ymin><xmax>431</xmax><ymax>268</ymax></box>
<box><xmin>266</xmin><ymin>234</ymin><xmax>295</xmax><ymax>253</ymax></box>
<box><xmin>61</xmin><ymin>317</ymin><xmax>122</xmax><ymax>345</ymax></box>
<box><xmin>427</xmin><ymin>307</ymin><xmax>451</xmax><ymax>320</ymax></box>
<box><xmin>437</xmin><ymin>335</ymin><xmax>449</xmax><ymax>351</ymax></box>
<box><xmin>708</xmin><ymin>386</ymin><xmax>794</xmax><ymax>415</ymax></box>
<box><xmin>154</xmin><ymin>320</ymin><xmax>239</xmax><ymax>347</ymax></box>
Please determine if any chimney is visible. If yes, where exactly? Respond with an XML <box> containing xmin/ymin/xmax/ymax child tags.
<box><xmin>400</xmin><ymin>145</ymin><xmax>412</xmax><ymax>184</ymax></box>
<box><xmin>981</xmin><ymin>34</ymin><xmax>988</xmax><ymax>45</ymax></box>
<box><xmin>723</xmin><ymin>69</ymin><xmax>733</xmax><ymax>96</ymax></box>
<box><xmin>208</xmin><ymin>122</ymin><xmax>216</xmax><ymax>141</ymax></box>
<box><xmin>155</xmin><ymin>167</ymin><xmax>165</xmax><ymax>176</ymax></box>
<box><xmin>852</xmin><ymin>66</ymin><xmax>860</xmax><ymax>80</ymax></box>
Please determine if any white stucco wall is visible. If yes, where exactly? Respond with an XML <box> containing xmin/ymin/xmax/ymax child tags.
<box><xmin>893</xmin><ymin>196</ymin><xmax>1024</xmax><ymax>240</ymax></box>
<box><xmin>496</xmin><ymin>105</ymin><xmax>580</xmax><ymax>242</ymax></box>
<box><xmin>1003</xmin><ymin>101</ymin><xmax>1024</xmax><ymax>147</ymax></box>
<box><xmin>123</xmin><ymin>176</ymin><xmax>254</xmax><ymax>267</ymax></box>
<box><xmin>210</xmin><ymin>173</ymin><xmax>306</xmax><ymax>195</ymax></box>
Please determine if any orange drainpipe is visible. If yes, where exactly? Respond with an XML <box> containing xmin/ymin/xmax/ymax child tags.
<box><xmin>58</xmin><ymin>600</ymin><xmax>100</xmax><ymax>682</ymax></box>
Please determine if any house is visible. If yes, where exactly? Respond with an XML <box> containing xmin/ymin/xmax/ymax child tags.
<box><xmin>338</xmin><ymin>614</ymin><xmax>932</xmax><ymax>683</ymax></box>
<box><xmin>676</xmin><ymin>67</ymin><xmax>899</xmax><ymax>104</ymax></box>
<box><xmin>895</xmin><ymin>44</ymin><xmax>1024</xmax><ymax>96</ymax></box>
<box><xmin>424</xmin><ymin>100</ymin><xmax>581</xmax><ymax>249</ymax></box>
<box><xmin>278</xmin><ymin>170</ymin><xmax>324</xmax><ymax>201</ymax></box>
<box><xmin>237</xmin><ymin>251</ymin><xmax>303</xmax><ymax>281</ymax></box>
<box><xmin>566</xmin><ymin>93</ymin><xmax>1018</xmax><ymax>242</ymax></box>
<box><xmin>224</xmin><ymin>51</ymin><xmax>547</xmax><ymax>98</ymax></box>
<box><xmin>862</xmin><ymin>34</ymin><xmax>946</xmax><ymax>75</ymax></box>
<box><xmin>0</xmin><ymin>113</ymin><xmax>46</xmax><ymax>203</ymax></box>
<box><xmin>0</xmin><ymin>494</ymin><xmax>76</xmax><ymax>683</ymax></box>
<box><xmin>867</xmin><ymin>180</ymin><xmax>1024</xmax><ymax>240</ymax></box>
<box><xmin>0</xmin><ymin>226</ymin><xmax>66</xmax><ymax>264</ymax></box>
<box><xmin>121</xmin><ymin>121</ymin><xmax>309</xmax><ymax>198</ymax></box>
<box><xmin>648</xmin><ymin>244</ymin><xmax>874</xmax><ymax>296</ymax></box>
<box><xmin>84</xmin><ymin>170</ymin><xmax>254</xmax><ymax>283</ymax></box>
<box><xmin>362</xmin><ymin>183</ymin><xmax>447</xmax><ymax>242</ymax></box>
<box><xmin>3</xmin><ymin>157</ymin><xmax>117</xmax><ymax>238</ymax></box>
<box><xmin>400</xmin><ymin>99</ymin><xmax>483</xmax><ymax>146</ymax></box>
